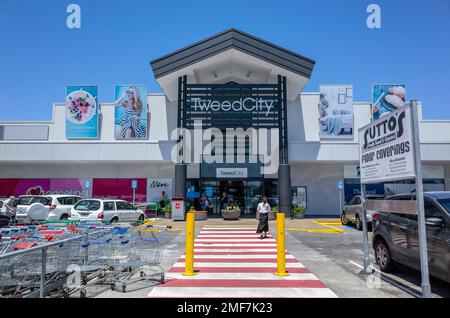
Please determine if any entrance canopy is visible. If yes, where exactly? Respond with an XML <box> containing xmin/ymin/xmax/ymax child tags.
<box><xmin>150</xmin><ymin>28</ymin><xmax>315</xmax><ymax>102</ymax></box>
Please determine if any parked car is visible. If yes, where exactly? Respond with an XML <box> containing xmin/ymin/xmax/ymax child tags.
<box><xmin>70</xmin><ymin>199</ymin><xmax>145</xmax><ymax>223</ymax></box>
<box><xmin>15</xmin><ymin>195</ymin><xmax>83</xmax><ymax>223</ymax></box>
<box><xmin>341</xmin><ymin>194</ymin><xmax>385</xmax><ymax>230</ymax></box>
<box><xmin>372</xmin><ymin>191</ymin><xmax>450</xmax><ymax>283</ymax></box>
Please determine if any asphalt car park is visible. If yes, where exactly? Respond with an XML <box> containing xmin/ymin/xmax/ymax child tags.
<box><xmin>286</xmin><ymin>222</ymin><xmax>449</xmax><ymax>298</ymax></box>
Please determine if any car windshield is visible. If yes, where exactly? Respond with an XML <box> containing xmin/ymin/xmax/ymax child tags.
<box><xmin>74</xmin><ymin>200</ymin><xmax>101</xmax><ymax>211</ymax></box>
<box><xmin>437</xmin><ymin>198</ymin><xmax>450</xmax><ymax>214</ymax></box>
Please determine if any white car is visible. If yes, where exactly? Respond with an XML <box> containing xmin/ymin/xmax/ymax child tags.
<box><xmin>15</xmin><ymin>195</ymin><xmax>82</xmax><ymax>223</ymax></box>
<box><xmin>70</xmin><ymin>199</ymin><xmax>145</xmax><ymax>223</ymax></box>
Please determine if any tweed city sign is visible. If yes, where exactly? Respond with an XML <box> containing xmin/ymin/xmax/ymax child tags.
<box><xmin>192</xmin><ymin>97</ymin><xmax>274</xmax><ymax>117</ymax></box>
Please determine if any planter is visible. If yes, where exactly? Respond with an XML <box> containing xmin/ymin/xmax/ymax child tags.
<box><xmin>292</xmin><ymin>213</ymin><xmax>305</xmax><ymax>219</ymax></box>
<box><xmin>221</xmin><ymin>209</ymin><xmax>241</xmax><ymax>220</ymax></box>
<box><xmin>194</xmin><ymin>211</ymin><xmax>208</xmax><ymax>221</ymax></box>
<box><xmin>164</xmin><ymin>211</ymin><xmax>172</xmax><ymax>219</ymax></box>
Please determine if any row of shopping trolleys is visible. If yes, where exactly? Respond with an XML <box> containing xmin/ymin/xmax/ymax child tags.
<box><xmin>0</xmin><ymin>221</ymin><xmax>169</xmax><ymax>297</ymax></box>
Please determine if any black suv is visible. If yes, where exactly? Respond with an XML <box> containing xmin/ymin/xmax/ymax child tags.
<box><xmin>372</xmin><ymin>192</ymin><xmax>450</xmax><ymax>283</ymax></box>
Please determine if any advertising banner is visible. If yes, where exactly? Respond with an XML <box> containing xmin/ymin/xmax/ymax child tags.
<box><xmin>114</xmin><ymin>85</ymin><xmax>148</xmax><ymax>139</ymax></box>
<box><xmin>372</xmin><ymin>84</ymin><xmax>406</xmax><ymax>120</ymax></box>
<box><xmin>319</xmin><ymin>85</ymin><xmax>353</xmax><ymax>138</ymax></box>
<box><xmin>146</xmin><ymin>178</ymin><xmax>173</xmax><ymax>203</ymax></box>
<box><xmin>0</xmin><ymin>179</ymin><xmax>92</xmax><ymax>198</ymax></box>
<box><xmin>359</xmin><ymin>104</ymin><xmax>415</xmax><ymax>183</ymax></box>
<box><xmin>66</xmin><ymin>86</ymin><xmax>99</xmax><ymax>139</ymax></box>
<box><xmin>92</xmin><ymin>179</ymin><xmax>147</xmax><ymax>203</ymax></box>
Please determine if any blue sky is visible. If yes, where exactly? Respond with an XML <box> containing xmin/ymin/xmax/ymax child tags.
<box><xmin>0</xmin><ymin>0</ymin><xmax>449</xmax><ymax>121</ymax></box>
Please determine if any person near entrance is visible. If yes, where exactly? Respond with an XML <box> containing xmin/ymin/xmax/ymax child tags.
<box><xmin>256</xmin><ymin>196</ymin><xmax>271</xmax><ymax>239</ymax></box>
<box><xmin>200</xmin><ymin>192</ymin><xmax>210</xmax><ymax>211</ymax></box>
<box><xmin>220</xmin><ymin>192</ymin><xmax>228</xmax><ymax>210</ymax></box>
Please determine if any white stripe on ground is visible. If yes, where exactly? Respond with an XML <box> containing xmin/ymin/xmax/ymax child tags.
<box><xmin>148</xmin><ymin>287</ymin><xmax>337</xmax><ymax>298</ymax></box>
<box><xmin>196</xmin><ymin>239</ymin><xmax>276</xmax><ymax>242</ymax></box>
<box><xmin>180</xmin><ymin>254</ymin><xmax>296</xmax><ymax>259</ymax></box>
<box><xmin>166</xmin><ymin>272</ymin><xmax>319</xmax><ymax>280</ymax></box>
<box><xmin>194</xmin><ymin>249</ymin><xmax>278</xmax><ymax>252</ymax></box>
<box><xmin>171</xmin><ymin>262</ymin><xmax>305</xmax><ymax>268</ymax></box>
<box><xmin>197</xmin><ymin>235</ymin><xmax>273</xmax><ymax>238</ymax></box>
<box><xmin>201</xmin><ymin>228</ymin><xmax>258</xmax><ymax>230</ymax></box>
<box><xmin>200</xmin><ymin>231</ymin><xmax>261</xmax><ymax>235</ymax></box>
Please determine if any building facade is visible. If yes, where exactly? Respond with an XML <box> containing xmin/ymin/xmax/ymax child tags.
<box><xmin>1</xmin><ymin>29</ymin><xmax>450</xmax><ymax>217</ymax></box>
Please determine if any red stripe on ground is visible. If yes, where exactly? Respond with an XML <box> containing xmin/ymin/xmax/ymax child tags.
<box><xmin>168</xmin><ymin>267</ymin><xmax>310</xmax><ymax>273</ymax></box>
<box><xmin>177</xmin><ymin>258</ymin><xmax>298</xmax><ymax>263</ymax></box>
<box><xmin>160</xmin><ymin>279</ymin><xmax>326</xmax><ymax>288</ymax></box>
<box><xmin>194</xmin><ymin>246</ymin><xmax>276</xmax><ymax>249</ymax></box>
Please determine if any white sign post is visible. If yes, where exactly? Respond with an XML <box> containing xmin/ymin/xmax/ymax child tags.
<box><xmin>358</xmin><ymin>101</ymin><xmax>431</xmax><ymax>297</ymax></box>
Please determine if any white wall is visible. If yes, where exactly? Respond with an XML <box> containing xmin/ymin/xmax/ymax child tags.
<box><xmin>2</xmin><ymin>93</ymin><xmax>450</xmax><ymax>164</ymax></box>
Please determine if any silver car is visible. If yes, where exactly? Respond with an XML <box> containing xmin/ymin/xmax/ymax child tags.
<box><xmin>341</xmin><ymin>194</ymin><xmax>385</xmax><ymax>230</ymax></box>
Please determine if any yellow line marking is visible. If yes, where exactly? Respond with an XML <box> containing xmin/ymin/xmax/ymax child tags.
<box><xmin>286</xmin><ymin>220</ymin><xmax>344</xmax><ymax>234</ymax></box>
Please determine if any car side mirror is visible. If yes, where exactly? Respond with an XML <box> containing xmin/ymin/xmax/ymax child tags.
<box><xmin>425</xmin><ymin>217</ymin><xmax>443</xmax><ymax>227</ymax></box>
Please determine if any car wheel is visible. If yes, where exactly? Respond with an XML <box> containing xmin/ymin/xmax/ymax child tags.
<box><xmin>110</xmin><ymin>217</ymin><xmax>119</xmax><ymax>224</ymax></box>
<box><xmin>375</xmin><ymin>239</ymin><xmax>395</xmax><ymax>272</ymax></box>
<box><xmin>341</xmin><ymin>212</ymin><xmax>349</xmax><ymax>225</ymax></box>
<box><xmin>355</xmin><ymin>215</ymin><xmax>362</xmax><ymax>231</ymax></box>
<box><xmin>60</xmin><ymin>214</ymin><xmax>68</xmax><ymax>220</ymax></box>
<box><xmin>138</xmin><ymin>214</ymin><xmax>145</xmax><ymax>222</ymax></box>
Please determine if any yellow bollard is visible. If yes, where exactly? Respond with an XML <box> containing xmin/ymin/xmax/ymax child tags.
<box><xmin>274</xmin><ymin>212</ymin><xmax>289</xmax><ymax>276</ymax></box>
<box><xmin>183</xmin><ymin>212</ymin><xmax>197</xmax><ymax>276</ymax></box>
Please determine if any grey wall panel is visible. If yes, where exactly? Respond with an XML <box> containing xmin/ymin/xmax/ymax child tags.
<box><xmin>291</xmin><ymin>163</ymin><xmax>343</xmax><ymax>216</ymax></box>
<box><xmin>3</xmin><ymin>125</ymin><xmax>48</xmax><ymax>141</ymax></box>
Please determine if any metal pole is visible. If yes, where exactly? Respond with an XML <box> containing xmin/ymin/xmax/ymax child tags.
<box><xmin>410</xmin><ymin>100</ymin><xmax>432</xmax><ymax>298</ymax></box>
<box><xmin>40</xmin><ymin>247</ymin><xmax>47</xmax><ymax>298</ymax></box>
<box><xmin>274</xmin><ymin>212</ymin><xmax>288</xmax><ymax>276</ymax></box>
<box><xmin>361</xmin><ymin>183</ymin><xmax>370</xmax><ymax>273</ymax></box>
<box><xmin>183</xmin><ymin>212</ymin><xmax>196</xmax><ymax>276</ymax></box>
<box><xmin>132</xmin><ymin>188</ymin><xmax>136</xmax><ymax>206</ymax></box>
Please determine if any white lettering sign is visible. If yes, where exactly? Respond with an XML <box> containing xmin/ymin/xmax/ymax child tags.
<box><xmin>216</xmin><ymin>168</ymin><xmax>248</xmax><ymax>178</ymax></box>
<box><xmin>359</xmin><ymin>105</ymin><xmax>415</xmax><ymax>183</ymax></box>
<box><xmin>192</xmin><ymin>98</ymin><xmax>274</xmax><ymax>117</ymax></box>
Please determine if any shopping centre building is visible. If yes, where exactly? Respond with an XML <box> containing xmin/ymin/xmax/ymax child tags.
<box><xmin>1</xmin><ymin>29</ymin><xmax>450</xmax><ymax>217</ymax></box>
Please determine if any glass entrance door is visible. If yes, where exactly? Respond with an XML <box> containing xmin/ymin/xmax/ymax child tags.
<box><xmin>190</xmin><ymin>179</ymin><xmax>266</xmax><ymax>217</ymax></box>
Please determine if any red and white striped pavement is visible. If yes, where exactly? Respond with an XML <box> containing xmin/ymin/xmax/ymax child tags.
<box><xmin>147</xmin><ymin>227</ymin><xmax>337</xmax><ymax>298</ymax></box>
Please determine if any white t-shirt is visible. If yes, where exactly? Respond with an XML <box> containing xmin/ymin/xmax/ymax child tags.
<box><xmin>257</xmin><ymin>202</ymin><xmax>270</xmax><ymax>214</ymax></box>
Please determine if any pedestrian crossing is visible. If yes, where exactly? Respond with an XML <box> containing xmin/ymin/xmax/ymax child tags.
<box><xmin>147</xmin><ymin>226</ymin><xmax>337</xmax><ymax>298</ymax></box>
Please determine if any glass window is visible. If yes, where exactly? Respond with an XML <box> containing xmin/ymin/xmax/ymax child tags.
<box><xmin>116</xmin><ymin>201</ymin><xmax>134</xmax><ymax>210</ymax></box>
<box><xmin>424</xmin><ymin>201</ymin><xmax>442</xmax><ymax>218</ymax></box>
<box><xmin>103</xmin><ymin>202</ymin><xmax>116</xmax><ymax>211</ymax></box>
<box><xmin>57</xmin><ymin>197</ymin><xmax>80</xmax><ymax>205</ymax></box>
<box><xmin>437</xmin><ymin>198</ymin><xmax>450</xmax><ymax>215</ymax></box>
<box><xmin>74</xmin><ymin>200</ymin><xmax>100</xmax><ymax>211</ymax></box>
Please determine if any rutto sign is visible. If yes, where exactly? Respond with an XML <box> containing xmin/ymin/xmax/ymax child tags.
<box><xmin>192</xmin><ymin>97</ymin><xmax>274</xmax><ymax>116</ymax></box>
<box><xmin>359</xmin><ymin>105</ymin><xmax>415</xmax><ymax>183</ymax></box>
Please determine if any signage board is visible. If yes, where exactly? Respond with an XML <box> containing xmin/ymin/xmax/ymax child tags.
<box><xmin>359</xmin><ymin>104</ymin><xmax>415</xmax><ymax>183</ymax></box>
<box><xmin>146</xmin><ymin>178</ymin><xmax>173</xmax><ymax>203</ymax></box>
<box><xmin>216</xmin><ymin>168</ymin><xmax>248</xmax><ymax>178</ymax></box>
